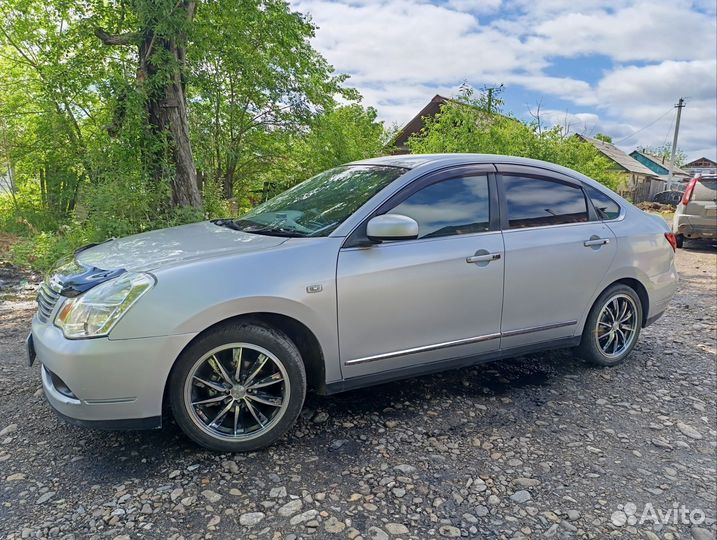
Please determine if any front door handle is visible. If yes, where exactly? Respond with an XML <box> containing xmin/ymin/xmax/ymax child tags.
<box><xmin>584</xmin><ymin>237</ymin><xmax>610</xmax><ymax>247</ymax></box>
<box><xmin>466</xmin><ymin>252</ymin><xmax>501</xmax><ymax>264</ymax></box>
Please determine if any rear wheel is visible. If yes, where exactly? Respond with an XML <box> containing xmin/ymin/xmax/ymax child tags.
<box><xmin>169</xmin><ymin>322</ymin><xmax>306</xmax><ymax>452</ymax></box>
<box><xmin>579</xmin><ymin>284</ymin><xmax>642</xmax><ymax>367</ymax></box>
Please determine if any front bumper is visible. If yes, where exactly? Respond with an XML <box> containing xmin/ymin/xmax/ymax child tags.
<box><xmin>31</xmin><ymin>317</ymin><xmax>197</xmax><ymax>429</ymax></box>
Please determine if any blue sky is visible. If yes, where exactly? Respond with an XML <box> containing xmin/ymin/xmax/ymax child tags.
<box><xmin>291</xmin><ymin>0</ymin><xmax>717</xmax><ymax>161</ymax></box>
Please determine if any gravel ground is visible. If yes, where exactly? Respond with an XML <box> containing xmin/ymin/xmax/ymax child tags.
<box><xmin>0</xmin><ymin>246</ymin><xmax>715</xmax><ymax>540</ymax></box>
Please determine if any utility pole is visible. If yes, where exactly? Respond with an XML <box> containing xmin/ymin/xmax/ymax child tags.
<box><xmin>667</xmin><ymin>97</ymin><xmax>685</xmax><ymax>189</ymax></box>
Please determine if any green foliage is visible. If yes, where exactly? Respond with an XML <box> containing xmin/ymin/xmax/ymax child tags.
<box><xmin>641</xmin><ymin>144</ymin><xmax>687</xmax><ymax>167</ymax></box>
<box><xmin>0</xmin><ymin>0</ymin><xmax>388</xmax><ymax>271</ymax></box>
<box><xmin>595</xmin><ymin>133</ymin><xmax>613</xmax><ymax>143</ymax></box>
<box><xmin>408</xmin><ymin>87</ymin><xmax>621</xmax><ymax>191</ymax></box>
<box><xmin>278</xmin><ymin>104</ymin><xmax>387</xmax><ymax>187</ymax></box>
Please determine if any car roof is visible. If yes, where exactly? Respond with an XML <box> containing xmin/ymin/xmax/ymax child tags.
<box><xmin>352</xmin><ymin>153</ymin><xmax>591</xmax><ymax>179</ymax></box>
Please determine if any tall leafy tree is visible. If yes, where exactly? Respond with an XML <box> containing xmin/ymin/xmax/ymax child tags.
<box><xmin>94</xmin><ymin>0</ymin><xmax>202</xmax><ymax>207</ymax></box>
<box><xmin>409</xmin><ymin>87</ymin><xmax>620</xmax><ymax>190</ymax></box>
<box><xmin>189</xmin><ymin>0</ymin><xmax>349</xmax><ymax>199</ymax></box>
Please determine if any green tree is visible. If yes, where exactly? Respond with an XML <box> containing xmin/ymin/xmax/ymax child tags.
<box><xmin>641</xmin><ymin>144</ymin><xmax>687</xmax><ymax>167</ymax></box>
<box><xmin>408</xmin><ymin>87</ymin><xmax>620</xmax><ymax>190</ymax></box>
<box><xmin>189</xmin><ymin>0</ymin><xmax>347</xmax><ymax>201</ymax></box>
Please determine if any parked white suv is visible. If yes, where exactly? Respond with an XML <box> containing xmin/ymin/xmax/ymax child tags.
<box><xmin>673</xmin><ymin>175</ymin><xmax>717</xmax><ymax>247</ymax></box>
<box><xmin>27</xmin><ymin>154</ymin><xmax>679</xmax><ymax>451</ymax></box>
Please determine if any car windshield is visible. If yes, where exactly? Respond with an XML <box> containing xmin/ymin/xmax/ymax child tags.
<box><xmin>230</xmin><ymin>165</ymin><xmax>407</xmax><ymax>237</ymax></box>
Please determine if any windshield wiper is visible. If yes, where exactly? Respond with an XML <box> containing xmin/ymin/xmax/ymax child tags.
<box><xmin>214</xmin><ymin>218</ymin><xmax>307</xmax><ymax>237</ymax></box>
<box><xmin>211</xmin><ymin>219</ymin><xmax>245</xmax><ymax>231</ymax></box>
<box><xmin>240</xmin><ymin>225</ymin><xmax>307</xmax><ymax>238</ymax></box>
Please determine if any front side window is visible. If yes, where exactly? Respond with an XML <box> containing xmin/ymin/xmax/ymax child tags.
<box><xmin>390</xmin><ymin>175</ymin><xmax>490</xmax><ymax>239</ymax></box>
<box><xmin>503</xmin><ymin>176</ymin><xmax>588</xmax><ymax>229</ymax></box>
<box><xmin>235</xmin><ymin>165</ymin><xmax>407</xmax><ymax>237</ymax></box>
<box><xmin>584</xmin><ymin>184</ymin><xmax>621</xmax><ymax>220</ymax></box>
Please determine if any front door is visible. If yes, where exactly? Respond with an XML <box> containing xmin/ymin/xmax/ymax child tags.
<box><xmin>496</xmin><ymin>166</ymin><xmax>617</xmax><ymax>349</ymax></box>
<box><xmin>337</xmin><ymin>167</ymin><xmax>505</xmax><ymax>379</ymax></box>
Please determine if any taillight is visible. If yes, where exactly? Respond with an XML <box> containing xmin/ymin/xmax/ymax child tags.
<box><xmin>664</xmin><ymin>232</ymin><xmax>677</xmax><ymax>252</ymax></box>
<box><xmin>681</xmin><ymin>177</ymin><xmax>698</xmax><ymax>205</ymax></box>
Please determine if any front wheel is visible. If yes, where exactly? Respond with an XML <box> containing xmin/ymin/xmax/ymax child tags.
<box><xmin>578</xmin><ymin>284</ymin><xmax>643</xmax><ymax>367</ymax></box>
<box><xmin>169</xmin><ymin>322</ymin><xmax>306</xmax><ymax>452</ymax></box>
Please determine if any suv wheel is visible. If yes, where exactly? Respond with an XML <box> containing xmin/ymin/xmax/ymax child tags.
<box><xmin>169</xmin><ymin>322</ymin><xmax>306</xmax><ymax>452</ymax></box>
<box><xmin>578</xmin><ymin>284</ymin><xmax>643</xmax><ymax>367</ymax></box>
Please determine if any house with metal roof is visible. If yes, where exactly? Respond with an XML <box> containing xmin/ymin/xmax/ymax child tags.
<box><xmin>629</xmin><ymin>150</ymin><xmax>691</xmax><ymax>188</ymax></box>
<box><xmin>684</xmin><ymin>157</ymin><xmax>717</xmax><ymax>176</ymax></box>
<box><xmin>391</xmin><ymin>95</ymin><xmax>454</xmax><ymax>153</ymax></box>
<box><xmin>575</xmin><ymin>135</ymin><xmax>660</xmax><ymax>202</ymax></box>
<box><xmin>390</xmin><ymin>94</ymin><xmax>509</xmax><ymax>154</ymax></box>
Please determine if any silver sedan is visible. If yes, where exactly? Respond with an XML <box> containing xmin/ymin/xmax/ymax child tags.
<box><xmin>27</xmin><ymin>154</ymin><xmax>678</xmax><ymax>451</ymax></box>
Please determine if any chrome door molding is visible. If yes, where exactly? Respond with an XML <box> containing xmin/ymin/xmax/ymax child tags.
<box><xmin>500</xmin><ymin>320</ymin><xmax>577</xmax><ymax>338</ymax></box>
<box><xmin>345</xmin><ymin>332</ymin><xmax>502</xmax><ymax>365</ymax></box>
<box><xmin>344</xmin><ymin>320</ymin><xmax>577</xmax><ymax>365</ymax></box>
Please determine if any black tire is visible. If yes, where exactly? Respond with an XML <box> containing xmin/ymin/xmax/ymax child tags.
<box><xmin>169</xmin><ymin>321</ymin><xmax>306</xmax><ymax>452</ymax></box>
<box><xmin>675</xmin><ymin>233</ymin><xmax>684</xmax><ymax>248</ymax></box>
<box><xmin>578</xmin><ymin>284</ymin><xmax>643</xmax><ymax>367</ymax></box>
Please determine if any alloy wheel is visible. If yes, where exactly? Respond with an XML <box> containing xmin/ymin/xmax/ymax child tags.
<box><xmin>595</xmin><ymin>294</ymin><xmax>638</xmax><ymax>359</ymax></box>
<box><xmin>183</xmin><ymin>343</ymin><xmax>290</xmax><ymax>442</ymax></box>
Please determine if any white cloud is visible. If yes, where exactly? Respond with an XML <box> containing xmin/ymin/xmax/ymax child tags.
<box><xmin>292</xmin><ymin>0</ymin><xmax>717</xmax><ymax>159</ymax></box>
<box><xmin>447</xmin><ymin>0</ymin><xmax>502</xmax><ymax>13</ymax></box>
<box><xmin>528</xmin><ymin>2</ymin><xmax>715</xmax><ymax>62</ymax></box>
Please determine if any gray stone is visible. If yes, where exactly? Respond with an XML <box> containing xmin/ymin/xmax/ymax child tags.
<box><xmin>367</xmin><ymin>527</ymin><xmax>389</xmax><ymax>540</ymax></box>
<box><xmin>239</xmin><ymin>512</ymin><xmax>265</xmax><ymax>527</ymax></box>
<box><xmin>691</xmin><ymin>528</ymin><xmax>715</xmax><ymax>540</ymax></box>
<box><xmin>324</xmin><ymin>517</ymin><xmax>346</xmax><ymax>533</ymax></box>
<box><xmin>385</xmin><ymin>523</ymin><xmax>409</xmax><ymax>535</ymax></box>
<box><xmin>36</xmin><ymin>492</ymin><xmax>56</xmax><ymax>504</ymax></box>
<box><xmin>510</xmin><ymin>490</ymin><xmax>532</xmax><ymax>504</ymax></box>
<box><xmin>393</xmin><ymin>464</ymin><xmax>417</xmax><ymax>475</ymax></box>
<box><xmin>0</xmin><ymin>424</ymin><xmax>18</xmax><ymax>436</ymax></box>
<box><xmin>438</xmin><ymin>525</ymin><xmax>461</xmax><ymax>537</ymax></box>
<box><xmin>677</xmin><ymin>422</ymin><xmax>703</xmax><ymax>440</ymax></box>
<box><xmin>201</xmin><ymin>490</ymin><xmax>222</xmax><ymax>503</ymax></box>
<box><xmin>278</xmin><ymin>498</ymin><xmax>303</xmax><ymax>517</ymax></box>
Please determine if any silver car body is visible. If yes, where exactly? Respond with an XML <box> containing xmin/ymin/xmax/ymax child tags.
<box><xmin>30</xmin><ymin>154</ymin><xmax>678</xmax><ymax>428</ymax></box>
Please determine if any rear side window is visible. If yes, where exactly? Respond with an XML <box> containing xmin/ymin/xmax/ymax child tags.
<box><xmin>695</xmin><ymin>178</ymin><xmax>717</xmax><ymax>201</ymax></box>
<box><xmin>390</xmin><ymin>175</ymin><xmax>490</xmax><ymax>238</ymax></box>
<box><xmin>584</xmin><ymin>184</ymin><xmax>621</xmax><ymax>220</ymax></box>
<box><xmin>503</xmin><ymin>176</ymin><xmax>589</xmax><ymax>228</ymax></box>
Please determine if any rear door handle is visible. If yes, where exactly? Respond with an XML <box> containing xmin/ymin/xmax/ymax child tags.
<box><xmin>466</xmin><ymin>252</ymin><xmax>501</xmax><ymax>264</ymax></box>
<box><xmin>584</xmin><ymin>237</ymin><xmax>610</xmax><ymax>247</ymax></box>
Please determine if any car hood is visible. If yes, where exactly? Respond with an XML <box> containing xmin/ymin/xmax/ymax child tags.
<box><xmin>76</xmin><ymin>221</ymin><xmax>289</xmax><ymax>272</ymax></box>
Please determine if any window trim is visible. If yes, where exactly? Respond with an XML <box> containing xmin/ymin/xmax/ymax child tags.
<box><xmin>582</xmin><ymin>183</ymin><xmax>624</xmax><ymax>222</ymax></box>
<box><xmin>496</xmin><ymin>172</ymin><xmax>596</xmax><ymax>231</ymax></box>
<box><xmin>343</xmin><ymin>164</ymin><xmax>499</xmax><ymax>248</ymax></box>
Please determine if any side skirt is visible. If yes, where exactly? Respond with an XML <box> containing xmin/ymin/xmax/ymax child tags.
<box><xmin>321</xmin><ymin>336</ymin><xmax>581</xmax><ymax>395</ymax></box>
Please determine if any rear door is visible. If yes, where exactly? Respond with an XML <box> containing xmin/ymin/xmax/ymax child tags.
<box><xmin>686</xmin><ymin>177</ymin><xmax>717</xmax><ymax>233</ymax></box>
<box><xmin>496</xmin><ymin>164</ymin><xmax>617</xmax><ymax>349</ymax></box>
<box><xmin>337</xmin><ymin>165</ymin><xmax>505</xmax><ymax>379</ymax></box>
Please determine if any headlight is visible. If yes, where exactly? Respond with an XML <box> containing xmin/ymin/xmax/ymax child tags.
<box><xmin>55</xmin><ymin>272</ymin><xmax>154</xmax><ymax>338</ymax></box>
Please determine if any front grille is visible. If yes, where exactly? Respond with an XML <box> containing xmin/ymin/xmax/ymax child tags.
<box><xmin>36</xmin><ymin>281</ymin><xmax>62</xmax><ymax>323</ymax></box>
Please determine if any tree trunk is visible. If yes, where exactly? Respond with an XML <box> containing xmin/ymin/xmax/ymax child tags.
<box><xmin>222</xmin><ymin>155</ymin><xmax>238</xmax><ymax>199</ymax></box>
<box><xmin>96</xmin><ymin>1</ymin><xmax>202</xmax><ymax>209</ymax></box>
<box><xmin>160</xmin><ymin>54</ymin><xmax>201</xmax><ymax>207</ymax></box>
<box><xmin>141</xmin><ymin>33</ymin><xmax>201</xmax><ymax>208</ymax></box>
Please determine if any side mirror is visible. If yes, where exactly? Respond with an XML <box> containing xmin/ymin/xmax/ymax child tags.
<box><xmin>366</xmin><ymin>214</ymin><xmax>419</xmax><ymax>242</ymax></box>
